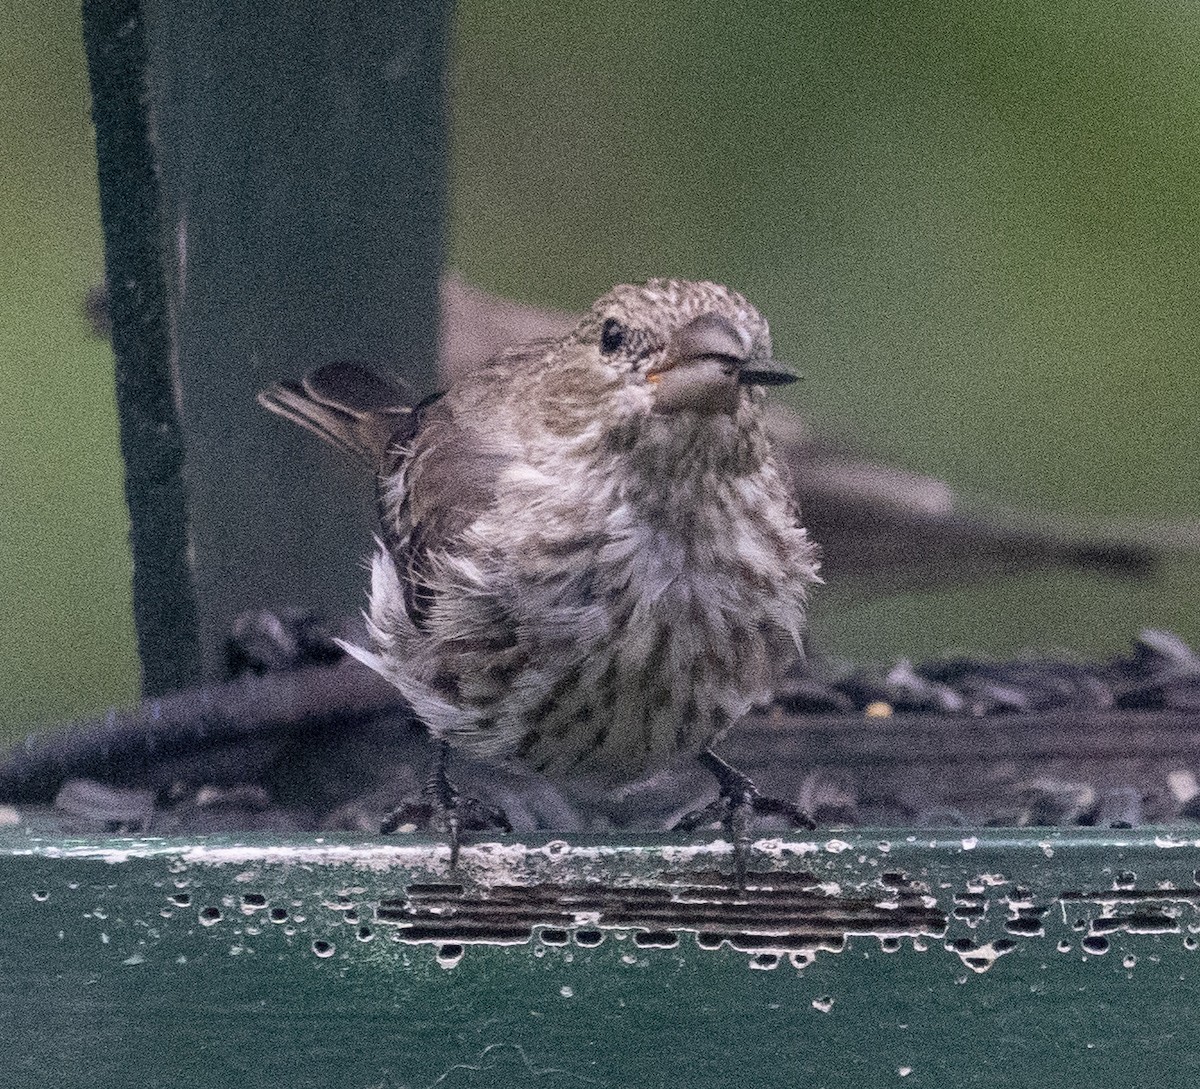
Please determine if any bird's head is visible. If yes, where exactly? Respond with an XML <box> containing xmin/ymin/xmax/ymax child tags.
<box><xmin>568</xmin><ymin>279</ymin><xmax>798</xmax><ymax>421</ymax></box>
<box><xmin>497</xmin><ymin>279</ymin><xmax>799</xmax><ymax>463</ymax></box>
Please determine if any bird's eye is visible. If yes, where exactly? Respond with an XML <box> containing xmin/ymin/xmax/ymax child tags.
<box><xmin>599</xmin><ymin>318</ymin><xmax>627</xmax><ymax>355</ymax></box>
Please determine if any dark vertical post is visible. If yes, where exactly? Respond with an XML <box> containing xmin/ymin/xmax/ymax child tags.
<box><xmin>83</xmin><ymin>0</ymin><xmax>203</xmax><ymax>696</ymax></box>
<box><xmin>85</xmin><ymin>0</ymin><xmax>451</xmax><ymax>681</ymax></box>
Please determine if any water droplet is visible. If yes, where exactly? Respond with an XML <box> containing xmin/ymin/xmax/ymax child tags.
<box><xmin>559</xmin><ymin>985</ymin><xmax>574</xmax><ymax>998</ymax></box>
<box><xmin>634</xmin><ymin>931</ymin><xmax>679</xmax><ymax>949</ymax></box>
<box><xmin>1082</xmin><ymin>935</ymin><xmax>1110</xmax><ymax>955</ymax></box>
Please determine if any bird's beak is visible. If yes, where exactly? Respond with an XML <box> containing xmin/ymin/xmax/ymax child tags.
<box><xmin>737</xmin><ymin>358</ymin><xmax>802</xmax><ymax>386</ymax></box>
<box><xmin>646</xmin><ymin>313</ymin><xmax>799</xmax><ymax>415</ymax></box>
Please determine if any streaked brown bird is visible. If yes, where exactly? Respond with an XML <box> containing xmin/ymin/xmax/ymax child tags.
<box><xmin>260</xmin><ymin>279</ymin><xmax>821</xmax><ymax>864</ymax></box>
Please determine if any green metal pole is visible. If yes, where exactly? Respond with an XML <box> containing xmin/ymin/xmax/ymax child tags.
<box><xmin>85</xmin><ymin>0</ymin><xmax>451</xmax><ymax>682</ymax></box>
<box><xmin>83</xmin><ymin>0</ymin><xmax>203</xmax><ymax>697</ymax></box>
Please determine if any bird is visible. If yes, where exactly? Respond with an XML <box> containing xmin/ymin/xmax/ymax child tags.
<box><xmin>259</xmin><ymin>278</ymin><xmax>821</xmax><ymax>872</ymax></box>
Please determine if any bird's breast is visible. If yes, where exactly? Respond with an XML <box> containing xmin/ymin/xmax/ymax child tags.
<box><xmin>500</xmin><ymin>478</ymin><xmax>806</xmax><ymax>783</ymax></box>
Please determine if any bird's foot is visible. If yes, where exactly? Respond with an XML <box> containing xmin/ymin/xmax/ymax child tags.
<box><xmin>675</xmin><ymin>749</ymin><xmax>815</xmax><ymax>887</ymax></box>
<box><xmin>379</xmin><ymin>743</ymin><xmax>511</xmax><ymax>867</ymax></box>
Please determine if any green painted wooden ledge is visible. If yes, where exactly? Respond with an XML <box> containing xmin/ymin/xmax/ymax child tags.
<box><xmin>3</xmin><ymin>826</ymin><xmax>1199</xmax><ymax>1088</ymax></box>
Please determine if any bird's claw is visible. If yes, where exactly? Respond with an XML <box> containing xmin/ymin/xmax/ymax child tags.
<box><xmin>379</xmin><ymin>795</ymin><xmax>512</xmax><ymax>868</ymax></box>
<box><xmin>379</xmin><ymin>743</ymin><xmax>512</xmax><ymax>867</ymax></box>
<box><xmin>675</xmin><ymin>750</ymin><xmax>815</xmax><ymax>886</ymax></box>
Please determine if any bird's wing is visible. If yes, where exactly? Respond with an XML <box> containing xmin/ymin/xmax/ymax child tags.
<box><xmin>260</xmin><ymin>358</ymin><xmax>521</xmax><ymax>633</ymax></box>
<box><xmin>380</xmin><ymin>393</ymin><xmax>513</xmax><ymax>631</ymax></box>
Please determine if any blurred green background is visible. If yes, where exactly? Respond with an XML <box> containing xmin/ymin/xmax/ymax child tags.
<box><xmin>3</xmin><ymin>0</ymin><xmax>1198</xmax><ymax>736</ymax></box>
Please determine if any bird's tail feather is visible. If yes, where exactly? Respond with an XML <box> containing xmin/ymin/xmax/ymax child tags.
<box><xmin>257</xmin><ymin>361</ymin><xmax>418</xmax><ymax>466</ymax></box>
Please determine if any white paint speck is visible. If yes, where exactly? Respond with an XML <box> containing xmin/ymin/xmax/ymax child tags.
<box><xmin>954</xmin><ymin>941</ymin><xmax>1015</xmax><ymax>974</ymax></box>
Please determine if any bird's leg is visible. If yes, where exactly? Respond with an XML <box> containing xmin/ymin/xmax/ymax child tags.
<box><xmin>676</xmin><ymin>749</ymin><xmax>815</xmax><ymax>885</ymax></box>
<box><xmin>379</xmin><ymin>741</ymin><xmax>511</xmax><ymax>868</ymax></box>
